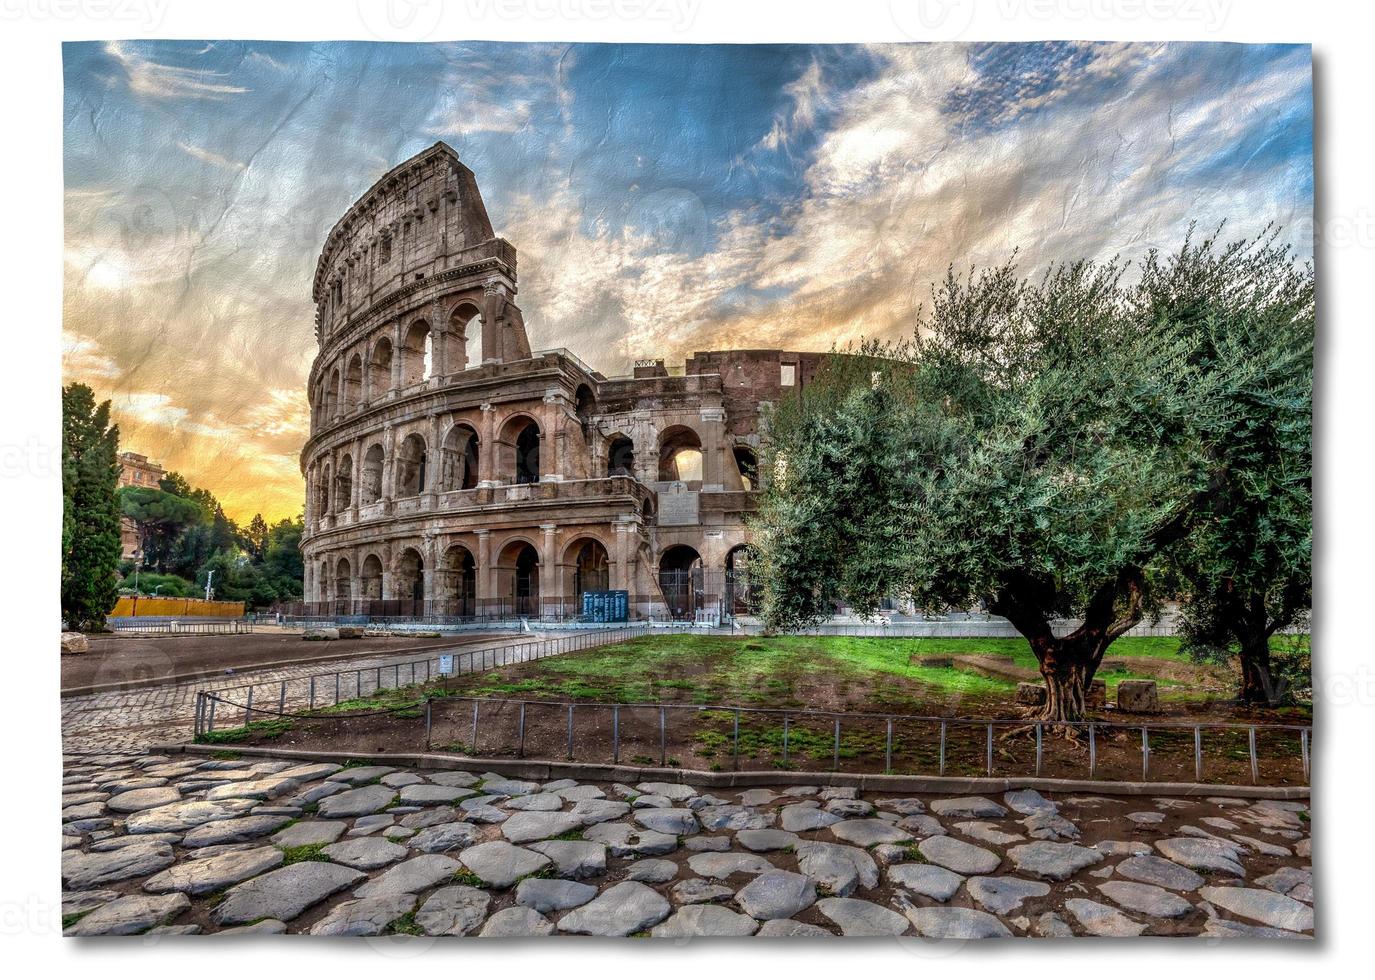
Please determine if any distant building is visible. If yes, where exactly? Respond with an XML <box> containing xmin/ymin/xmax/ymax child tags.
<box><xmin>117</xmin><ymin>451</ymin><xmax>166</xmax><ymax>560</ymax></box>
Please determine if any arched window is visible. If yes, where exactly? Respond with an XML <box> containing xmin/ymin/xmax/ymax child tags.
<box><xmin>335</xmin><ymin>557</ymin><xmax>353</xmax><ymax>601</ymax></box>
<box><xmin>395</xmin><ymin>433</ymin><xmax>427</xmax><ymax>497</ymax></box>
<box><xmin>725</xmin><ymin>545</ymin><xmax>756</xmax><ymax>615</ymax></box>
<box><xmin>369</xmin><ymin>337</ymin><xmax>393</xmax><ymax>398</ymax></box>
<box><xmin>335</xmin><ymin>455</ymin><xmax>353</xmax><ymax>510</ymax></box>
<box><xmin>497</xmin><ymin>541</ymin><xmax>540</xmax><ymax>616</ymax></box>
<box><xmin>570</xmin><ymin>539</ymin><xmax>610</xmax><ymax>604</ymax></box>
<box><xmin>360</xmin><ymin>444</ymin><xmax>384</xmax><ymax>504</ymax></box>
<box><xmin>400</xmin><ymin>320</ymin><xmax>431</xmax><ymax>386</ymax></box>
<box><xmin>316</xmin><ymin>463</ymin><xmax>332</xmax><ymax>516</ymax></box>
<box><xmin>449</xmin><ymin>303</ymin><xmax>483</xmax><ymax>373</ymax></box>
<box><xmin>442</xmin><ymin>545</ymin><xmax>477</xmax><ymax>617</ymax></box>
<box><xmin>733</xmin><ymin>446</ymin><xmax>758</xmax><ymax>492</ymax></box>
<box><xmin>395</xmin><ymin>547</ymin><xmax>424</xmax><ymax>605</ymax></box>
<box><xmin>440</xmin><ymin>424</ymin><xmax>480</xmax><ymax>491</ymax></box>
<box><xmin>344</xmin><ymin>354</ymin><xmax>363</xmax><ymax>409</ymax></box>
<box><xmin>360</xmin><ymin>554</ymin><xmax>384</xmax><ymax>600</ymax></box>
<box><xmin>658</xmin><ymin>426</ymin><xmax>703</xmax><ymax>482</ymax></box>
<box><xmin>607</xmin><ymin>434</ymin><xmax>635</xmax><ymax>477</ymax></box>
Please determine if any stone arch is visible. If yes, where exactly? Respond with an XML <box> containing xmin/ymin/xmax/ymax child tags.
<box><xmin>658</xmin><ymin>544</ymin><xmax>704</xmax><ymax>618</ymax></box>
<box><xmin>360</xmin><ymin>553</ymin><xmax>384</xmax><ymax>601</ymax></box>
<box><xmin>394</xmin><ymin>546</ymin><xmax>425</xmax><ymax>605</ymax></box>
<box><xmin>564</xmin><ymin>536</ymin><xmax>610</xmax><ymax>608</ymax></box>
<box><xmin>496</xmin><ymin>538</ymin><xmax>541</xmax><ymax>617</ymax></box>
<box><xmin>344</xmin><ymin>353</ymin><xmax>363</xmax><ymax>409</ymax></box>
<box><xmin>395</xmin><ymin>432</ymin><xmax>428</xmax><ymax>498</ymax></box>
<box><xmin>316</xmin><ymin>461</ymin><xmax>332</xmax><ymax>516</ymax></box>
<box><xmin>369</xmin><ymin>336</ymin><xmax>393</xmax><ymax>399</ymax></box>
<box><xmin>335</xmin><ymin>556</ymin><xmax>353</xmax><ymax>601</ymax></box>
<box><xmin>606</xmin><ymin>433</ymin><xmax>635</xmax><ymax>477</ymax></box>
<box><xmin>400</xmin><ymin>318</ymin><xmax>432</xmax><ymax>386</ymax></box>
<box><xmin>725</xmin><ymin>544</ymin><xmax>755</xmax><ymax>615</ymax></box>
<box><xmin>440</xmin><ymin>422</ymin><xmax>480</xmax><ymax>491</ymax></box>
<box><xmin>574</xmin><ymin>383</ymin><xmax>596</xmax><ymax>433</ymax></box>
<box><xmin>498</xmin><ymin>413</ymin><xmax>541</xmax><ymax>485</ymax></box>
<box><xmin>447</xmin><ymin>301</ymin><xmax>484</xmax><ymax>373</ymax></box>
<box><xmin>440</xmin><ymin>543</ymin><xmax>477</xmax><ymax>617</ymax></box>
<box><xmin>335</xmin><ymin>454</ymin><xmax>353</xmax><ymax>511</ymax></box>
<box><xmin>318</xmin><ymin>559</ymin><xmax>331</xmax><ymax>603</ymax></box>
<box><xmin>733</xmin><ymin>445</ymin><xmax>758</xmax><ymax>491</ymax></box>
<box><xmin>658</xmin><ymin>425</ymin><xmax>703</xmax><ymax>482</ymax></box>
<box><xmin>326</xmin><ymin>367</ymin><xmax>340</xmax><ymax>419</ymax></box>
<box><xmin>360</xmin><ymin>443</ymin><xmax>384</xmax><ymax>504</ymax></box>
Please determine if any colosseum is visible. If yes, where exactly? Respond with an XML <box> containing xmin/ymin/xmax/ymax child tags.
<box><xmin>299</xmin><ymin>142</ymin><xmax>834</xmax><ymax>623</ymax></box>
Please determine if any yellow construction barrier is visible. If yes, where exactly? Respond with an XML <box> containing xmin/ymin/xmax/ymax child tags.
<box><xmin>110</xmin><ymin>596</ymin><xmax>246</xmax><ymax>618</ymax></box>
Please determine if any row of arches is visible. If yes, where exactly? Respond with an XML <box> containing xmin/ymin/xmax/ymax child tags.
<box><xmin>314</xmin><ymin>305</ymin><xmax>486</xmax><ymax>423</ymax></box>
<box><xmin>312</xmin><ymin>415</ymin><xmax>542</xmax><ymax>517</ymax></box>
<box><xmin>603</xmin><ymin>426</ymin><xmax>757</xmax><ymax>490</ymax></box>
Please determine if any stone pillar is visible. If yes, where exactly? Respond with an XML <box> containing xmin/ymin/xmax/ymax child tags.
<box><xmin>700</xmin><ymin>407</ymin><xmax>726</xmax><ymax>491</ymax></box>
<box><xmin>481</xmin><ymin>281</ymin><xmax>501</xmax><ymax>364</ymax></box>
<box><xmin>475</xmin><ymin>529</ymin><xmax>493</xmax><ymax>614</ymax></box>
<box><xmin>422</xmin><ymin>535</ymin><xmax>437</xmax><ymax>608</ymax></box>
<box><xmin>540</xmin><ymin>523</ymin><xmax>558</xmax><ymax>618</ymax></box>
<box><xmin>613</xmin><ymin>520</ymin><xmax>634</xmax><ymax>592</ymax></box>
<box><xmin>541</xmin><ymin>391</ymin><xmax>564</xmax><ymax>482</ymax></box>
<box><xmin>380</xmin><ymin>424</ymin><xmax>396</xmax><ymax>507</ymax></box>
<box><xmin>391</xmin><ymin>321</ymin><xmax>405</xmax><ymax>390</ymax></box>
<box><xmin>349</xmin><ymin>441</ymin><xmax>361</xmax><ymax>517</ymax></box>
<box><xmin>478</xmin><ymin>402</ymin><xmax>496</xmax><ymax>487</ymax></box>
<box><xmin>430</xmin><ymin>299</ymin><xmax>446</xmax><ymax>381</ymax></box>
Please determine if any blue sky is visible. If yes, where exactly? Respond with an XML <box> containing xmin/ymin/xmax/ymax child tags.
<box><xmin>61</xmin><ymin>39</ymin><xmax>1312</xmax><ymax>520</ymax></box>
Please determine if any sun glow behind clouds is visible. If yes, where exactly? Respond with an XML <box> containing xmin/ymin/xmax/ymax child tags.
<box><xmin>62</xmin><ymin>40</ymin><xmax>1312</xmax><ymax>524</ymax></box>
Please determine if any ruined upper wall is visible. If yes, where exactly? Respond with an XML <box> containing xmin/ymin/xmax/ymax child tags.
<box><xmin>311</xmin><ymin>142</ymin><xmax>504</xmax><ymax>341</ymax></box>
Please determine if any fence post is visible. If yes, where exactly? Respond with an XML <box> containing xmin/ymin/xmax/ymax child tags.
<box><xmin>1248</xmin><ymin>726</ymin><xmax>1259</xmax><ymax>784</ymax></box>
<box><xmin>278</xmin><ymin>681</ymin><xmax>287</xmax><ymax>715</ymax></box>
<box><xmin>885</xmin><ymin>718</ymin><xmax>893</xmax><ymax>773</ymax></box>
<box><xmin>192</xmin><ymin>692</ymin><xmax>202</xmax><ymax>737</ymax></box>
<box><xmin>938</xmin><ymin>720</ymin><xmax>946</xmax><ymax>776</ymax></box>
<box><xmin>985</xmin><ymin>723</ymin><xmax>993</xmax><ymax>776</ymax></box>
<box><xmin>243</xmin><ymin>687</ymin><xmax>254</xmax><ymax>727</ymax></box>
<box><xmin>517</xmin><ymin>702</ymin><xmax>526</xmax><ymax>758</ymax></box>
<box><xmin>207</xmin><ymin>696</ymin><xmax>217</xmax><ymax>732</ymax></box>
<box><xmin>335</xmin><ymin>673</ymin><xmax>340</xmax><ymax>705</ymax></box>
<box><xmin>309</xmin><ymin>676</ymin><xmax>315</xmax><ymax>710</ymax></box>
<box><xmin>1301</xmin><ymin>728</ymin><xmax>1310</xmax><ymax>782</ymax></box>
<box><xmin>1035</xmin><ymin>723</ymin><xmax>1043</xmax><ymax>776</ymax></box>
<box><xmin>832</xmin><ymin>717</ymin><xmax>840</xmax><ymax>771</ymax></box>
<box><xmin>782</xmin><ymin>716</ymin><xmax>790</xmax><ymax>766</ymax></box>
<box><xmin>612</xmin><ymin>705</ymin><xmax>620</xmax><ymax>764</ymax></box>
<box><xmin>1088</xmin><ymin>724</ymin><xmax>1097</xmax><ymax>778</ymax></box>
<box><xmin>425</xmin><ymin>699</ymin><xmax>432</xmax><ymax>751</ymax></box>
<box><xmin>471</xmin><ymin>701</ymin><xmax>480</xmax><ymax>754</ymax></box>
<box><xmin>1141</xmin><ymin>727</ymin><xmax>1150</xmax><ymax>780</ymax></box>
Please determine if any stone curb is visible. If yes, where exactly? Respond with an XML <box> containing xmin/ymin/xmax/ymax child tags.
<box><xmin>154</xmin><ymin>743</ymin><xmax>1309</xmax><ymax>800</ymax></box>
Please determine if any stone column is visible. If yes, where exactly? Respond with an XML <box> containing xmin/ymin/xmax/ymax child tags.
<box><xmin>422</xmin><ymin>535</ymin><xmax>438</xmax><ymax>609</ymax></box>
<box><xmin>540</xmin><ymin>523</ymin><xmax>559</xmax><ymax>618</ymax></box>
<box><xmin>700</xmin><ymin>407</ymin><xmax>726</xmax><ymax>491</ymax></box>
<box><xmin>391</xmin><ymin>321</ymin><xmax>404</xmax><ymax>390</ymax></box>
<box><xmin>380</xmin><ymin>424</ymin><xmax>396</xmax><ymax>508</ymax></box>
<box><xmin>475</xmin><ymin>529</ymin><xmax>492</xmax><ymax>614</ymax></box>
<box><xmin>613</xmin><ymin>520</ymin><xmax>633</xmax><ymax>591</ymax></box>
<box><xmin>541</xmin><ymin>391</ymin><xmax>564</xmax><ymax>482</ymax></box>
<box><xmin>478</xmin><ymin>402</ymin><xmax>496</xmax><ymax>486</ymax></box>
<box><xmin>481</xmin><ymin>281</ymin><xmax>501</xmax><ymax>364</ymax></box>
<box><xmin>430</xmin><ymin>298</ymin><xmax>446</xmax><ymax>381</ymax></box>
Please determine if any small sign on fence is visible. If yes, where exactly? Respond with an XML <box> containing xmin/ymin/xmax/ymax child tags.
<box><xmin>582</xmin><ymin>590</ymin><xmax>629</xmax><ymax>623</ymax></box>
<box><xmin>438</xmin><ymin>654</ymin><xmax>454</xmax><ymax>676</ymax></box>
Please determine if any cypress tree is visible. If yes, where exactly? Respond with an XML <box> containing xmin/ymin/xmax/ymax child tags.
<box><xmin>61</xmin><ymin>384</ymin><xmax>122</xmax><ymax>631</ymax></box>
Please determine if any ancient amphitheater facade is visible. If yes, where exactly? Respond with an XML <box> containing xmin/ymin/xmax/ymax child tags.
<box><xmin>300</xmin><ymin>143</ymin><xmax>831</xmax><ymax>621</ymax></box>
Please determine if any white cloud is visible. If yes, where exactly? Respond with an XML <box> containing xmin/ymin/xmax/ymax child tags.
<box><xmin>176</xmin><ymin>142</ymin><xmax>246</xmax><ymax>171</ymax></box>
<box><xmin>105</xmin><ymin>41</ymin><xmax>249</xmax><ymax>100</ymax></box>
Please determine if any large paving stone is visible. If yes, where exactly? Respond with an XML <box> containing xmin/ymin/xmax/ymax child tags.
<box><xmin>1007</xmin><ymin>841</ymin><xmax>1103</xmax><ymax>880</ymax></box>
<box><xmin>106</xmin><ymin>787</ymin><xmax>181</xmax><ymax>813</ymax></box>
<box><xmin>556</xmin><ymin>881</ymin><xmax>671</xmax><ymax>936</ymax></box>
<box><xmin>906</xmin><ymin>905</ymin><xmax>1014</xmax><ymax>939</ymax></box>
<box><xmin>734</xmin><ymin>870</ymin><xmax>816</xmax><ymax>920</ymax></box>
<box><xmin>125</xmin><ymin>799</ymin><xmax>255</xmax><ymax>834</ymax></box>
<box><xmin>142</xmin><ymin>845</ymin><xmax>283</xmax><ymax>896</ymax></box>
<box><xmin>458</xmin><ymin>841</ymin><xmax>551</xmax><ymax>888</ymax></box>
<box><xmin>1116</xmin><ymin>855</ymin><xmax>1205</xmax><ymax>891</ymax></box>
<box><xmin>205</xmin><ymin>776</ymin><xmax>299</xmax><ymax>802</ymax></box>
<box><xmin>967</xmin><ymin>876</ymin><xmax>1050</xmax><ymax>915</ymax></box>
<box><xmin>415</xmin><ymin>886</ymin><xmax>492</xmax><ymax>936</ymax></box>
<box><xmin>275</xmin><ymin>763</ymin><xmax>344</xmax><ymax>783</ymax></box>
<box><xmin>355</xmin><ymin>854</ymin><xmax>462</xmax><ymax>898</ymax></box>
<box><xmin>756</xmin><ymin>919</ymin><xmax>834</xmax><ymax>937</ymax></box>
<box><xmin>528</xmin><ymin>840</ymin><xmax>607</xmax><ymax>878</ymax></box>
<box><xmin>794</xmin><ymin>842</ymin><xmax>879</xmax><ymax>896</ymax></box>
<box><xmin>409</xmin><ymin>821</ymin><xmax>483</xmax><ymax>854</ymax></box>
<box><xmin>398</xmin><ymin>784</ymin><xmax>479</xmax><ymax>806</ymax></box>
<box><xmin>634</xmin><ymin>781</ymin><xmax>698</xmax><ymax>801</ymax></box>
<box><xmin>322</xmin><ymin>837</ymin><xmax>409</xmax><ymax>870</ymax></box>
<box><xmin>1064</xmin><ymin>898</ymin><xmax>1147</xmax><ymax>937</ymax></box>
<box><xmin>1004</xmin><ymin>789</ymin><xmax>1057</xmax><ymax>815</ymax></box>
<box><xmin>696</xmin><ymin>804</ymin><xmax>773</xmax><ymax>832</ymax></box>
<box><xmin>211</xmin><ymin>862</ymin><xmax>365</xmax><ymax>925</ymax></box>
<box><xmin>180</xmin><ymin>814</ymin><xmax>292</xmax><ymax>848</ymax></box>
<box><xmin>316</xmin><ymin>784</ymin><xmax>396</xmax><ymax>818</ymax></box>
<box><xmin>633</xmin><ymin>807</ymin><xmax>700</xmax><ymax>836</ymax></box>
<box><xmin>780</xmin><ymin>803</ymin><xmax>842</xmax><ymax>832</ymax></box>
<box><xmin>330</xmin><ymin>766</ymin><xmax>395</xmax><ymax>785</ymax></box>
<box><xmin>505</xmin><ymin>792</ymin><xmax>564</xmax><ymax>811</ymax></box>
<box><xmin>1155</xmin><ymin>838</ymin><xmax>1245</xmax><ymax>876</ymax></box>
<box><xmin>583</xmin><ymin>821</ymin><xmax>679</xmax><ymax>857</ymax></box>
<box><xmin>479</xmin><ymin>906</ymin><xmax>555</xmax><ymax>937</ymax></box>
<box><xmin>1098</xmin><ymin>880</ymin><xmax>1194</xmax><ymax>918</ymax></box>
<box><xmin>917</xmin><ymin>836</ymin><xmax>1001</xmax><ymax>875</ymax></box>
<box><xmin>816</xmin><ymin>897</ymin><xmax>909</xmax><ymax>936</ymax></box>
<box><xmin>481</xmin><ymin>777</ymin><xmax>541</xmax><ymax>796</ymax></box>
<box><xmin>686</xmin><ymin>851</ymin><xmax>775</xmax><ymax>880</ymax></box>
<box><xmin>887</xmin><ymin>863</ymin><xmax>964</xmax><ymax>901</ymax></box>
<box><xmin>63</xmin><ymin>843</ymin><xmax>175</xmax><ymax>889</ymax></box>
<box><xmin>673</xmin><ymin>878</ymin><xmax>735</xmax><ymax>904</ymax></box>
<box><xmin>571</xmin><ymin>799</ymin><xmax>630</xmax><ymax>823</ymax></box>
<box><xmin>736</xmin><ymin>829</ymin><xmax>800</xmax><ymax>852</ymax></box>
<box><xmin>930</xmin><ymin>796</ymin><xmax>1008</xmax><ymax>819</ymax></box>
<box><xmin>651</xmin><ymin>904</ymin><xmax>759</xmax><ymax>937</ymax></box>
<box><xmin>501</xmin><ymin>811</ymin><xmax>585</xmax><ymax>844</ymax></box>
<box><xmin>516</xmin><ymin>877</ymin><xmax>598</xmax><ymax>913</ymax></box>
<box><xmin>271</xmin><ymin>820</ymin><xmax>348</xmax><ymax>848</ymax></box>
<box><xmin>1199</xmin><ymin>886</ymin><xmax>1313</xmax><ymax>932</ymax></box>
<box><xmin>627</xmin><ymin>858</ymin><xmax>679</xmax><ymax>883</ymax></box>
<box><xmin>829</xmin><ymin>818</ymin><xmax>912</xmax><ymax>847</ymax></box>
<box><xmin>66</xmin><ymin>893</ymin><xmax>190</xmax><ymax>936</ymax></box>
<box><xmin>309</xmin><ymin>894</ymin><xmax>417</xmax><ymax>936</ymax></box>
<box><xmin>427</xmin><ymin>770</ymin><xmax>480</xmax><ymax>788</ymax></box>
